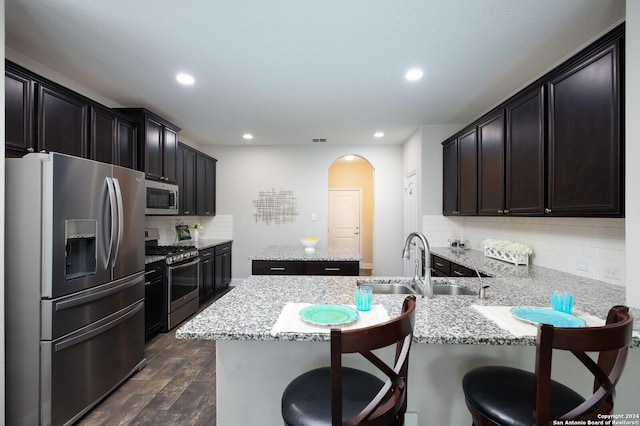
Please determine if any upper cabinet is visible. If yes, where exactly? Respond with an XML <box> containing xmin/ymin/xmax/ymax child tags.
<box><xmin>477</xmin><ymin>111</ymin><xmax>504</xmax><ymax>216</ymax></box>
<box><xmin>177</xmin><ymin>142</ymin><xmax>217</xmax><ymax>217</ymax></box>
<box><xmin>505</xmin><ymin>86</ymin><xmax>545</xmax><ymax>215</ymax></box>
<box><xmin>115</xmin><ymin>108</ymin><xmax>181</xmax><ymax>182</ymax></box>
<box><xmin>441</xmin><ymin>24</ymin><xmax>624</xmax><ymax>218</ymax></box>
<box><xmin>5</xmin><ymin>60</ymin><xmax>140</xmax><ymax>169</ymax></box>
<box><xmin>37</xmin><ymin>82</ymin><xmax>89</xmax><ymax>158</ymax></box>
<box><xmin>547</xmin><ymin>37</ymin><xmax>622</xmax><ymax>216</ymax></box>
<box><xmin>5</xmin><ymin>66</ymin><xmax>35</xmax><ymax>157</ymax></box>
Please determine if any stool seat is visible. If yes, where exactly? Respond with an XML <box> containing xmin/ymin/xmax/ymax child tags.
<box><xmin>282</xmin><ymin>367</ymin><xmax>386</xmax><ymax>426</ymax></box>
<box><xmin>462</xmin><ymin>366</ymin><xmax>585</xmax><ymax>426</ymax></box>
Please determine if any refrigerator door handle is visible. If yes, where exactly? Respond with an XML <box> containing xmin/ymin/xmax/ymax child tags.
<box><xmin>112</xmin><ymin>177</ymin><xmax>125</xmax><ymax>267</ymax></box>
<box><xmin>105</xmin><ymin>177</ymin><xmax>117</xmax><ymax>269</ymax></box>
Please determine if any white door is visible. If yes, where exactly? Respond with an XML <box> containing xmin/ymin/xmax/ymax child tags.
<box><xmin>404</xmin><ymin>172</ymin><xmax>419</xmax><ymax>276</ymax></box>
<box><xmin>328</xmin><ymin>189</ymin><xmax>361</xmax><ymax>254</ymax></box>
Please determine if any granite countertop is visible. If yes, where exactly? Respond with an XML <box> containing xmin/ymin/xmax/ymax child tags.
<box><xmin>144</xmin><ymin>239</ymin><xmax>233</xmax><ymax>264</ymax></box>
<box><xmin>177</xmin><ymin>248</ymin><xmax>640</xmax><ymax>347</ymax></box>
<box><xmin>250</xmin><ymin>245</ymin><xmax>361</xmax><ymax>261</ymax></box>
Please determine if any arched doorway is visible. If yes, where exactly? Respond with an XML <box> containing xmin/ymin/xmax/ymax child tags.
<box><xmin>328</xmin><ymin>155</ymin><xmax>374</xmax><ymax>275</ymax></box>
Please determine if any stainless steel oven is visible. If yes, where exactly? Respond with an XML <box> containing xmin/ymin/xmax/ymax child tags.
<box><xmin>145</xmin><ymin>228</ymin><xmax>200</xmax><ymax>331</ymax></box>
<box><xmin>166</xmin><ymin>256</ymin><xmax>200</xmax><ymax>330</ymax></box>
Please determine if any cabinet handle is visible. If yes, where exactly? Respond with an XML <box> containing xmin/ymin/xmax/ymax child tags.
<box><xmin>453</xmin><ymin>270</ymin><xmax>464</xmax><ymax>276</ymax></box>
<box><xmin>435</xmin><ymin>262</ymin><xmax>444</xmax><ymax>267</ymax></box>
<box><xmin>201</xmin><ymin>253</ymin><xmax>213</xmax><ymax>258</ymax></box>
<box><xmin>504</xmin><ymin>209</ymin><xmax>510</xmax><ymax>214</ymax></box>
<box><xmin>27</xmin><ymin>147</ymin><xmax>34</xmax><ymax>153</ymax></box>
<box><xmin>269</xmin><ymin>267</ymin><xmax>286</xmax><ymax>271</ymax></box>
<box><xmin>545</xmin><ymin>208</ymin><xmax>552</xmax><ymax>214</ymax></box>
<box><xmin>453</xmin><ymin>211</ymin><xmax>460</xmax><ymax>215</ymax></box>
<box><xmin>497</xmin><ymin>210</ymin><xmax>503</xmax><ymax>214</ymax></box>
<box><xmin>184</xmin><ymin>211</ymin><xmax>190</xmax><ymax>214</ymax></box>
<box><xmin>324</xmin><ymin>268</ymin><xmax>341</xmax><ymax>271</ymax></box>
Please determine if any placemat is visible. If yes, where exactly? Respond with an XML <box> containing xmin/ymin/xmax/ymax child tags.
<box><xmin>472</xmin><ymin>305</ymin><xmax>606</xmax><ymax>337</ymax></box>
<box><xmin>270</xmin><ymin>303</ymin><xmax>390</xmax><ymax>336</ymax></box>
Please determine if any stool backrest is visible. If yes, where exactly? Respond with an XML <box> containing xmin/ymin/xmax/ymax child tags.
<box><xmin>534</xmin><ymin>305</ymin><xmax>633</xmax><ymax>425</ymax></box>
<box><xmin>330</xmin><ymin>295</ymin><xmax>416</xmax><ymax>426</ymax></box>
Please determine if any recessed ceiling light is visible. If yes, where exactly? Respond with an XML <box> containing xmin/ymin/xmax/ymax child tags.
<box><xmin>374</xmin><ymin>132</ymin><xmax>384</xmax><ymax>138</ymax></box>
<box><xmin>404</xmin><ymin>68</ymin><xmax>424</xmax><ymax>81</ymax></box>
<box><xmin>176</xmin><ymin>73</ymin><xmax>195</xmax><ymax>85</ymax></box>
<box><xmin>243</xmin><ymin>133</ymin><xmax>254</xmax><ymax>140</ymax></box>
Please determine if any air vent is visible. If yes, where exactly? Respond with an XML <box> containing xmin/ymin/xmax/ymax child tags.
<box><xmin>311</xmin><ymin>138</ymin><xmax>327</xmax><ymax>143</ymax></box>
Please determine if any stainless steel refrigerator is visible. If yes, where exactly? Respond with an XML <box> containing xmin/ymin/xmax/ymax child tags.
<box><xmin>5</xmin><ymin>152</ymin><xmax>147</xmax><ymax>425</ymax></box>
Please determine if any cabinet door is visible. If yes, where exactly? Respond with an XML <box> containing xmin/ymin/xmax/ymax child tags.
<box><xmin>215</xmin><ymin>252</ymin><xmax>232</xmax><ymax>291</ymax></box>
<box><xmin>203</xmin><ymin>157</ymin><xmax>216</xmax><ymax>216</ymax></box>
<box><xmin>38</xmin><ymin>84</ymin><xmax>88</xmax><ymax>158</ymax></box>
<box><xmin>200</xmin><ymin>251</ymin><xmax>215</xmax><ymax>301</ymax></box>
<box><xmin>90</xmin><ymin>105</ymin><xmax>116</xmax><ymax>164</ymax></box>
<box><xmin>458</xmin><ymin>128</ymin><xmax>478</xmax><ymax>215</ymax></box>
<box><xmin>477</xmin><ymin>111</ymin><xmax>505</xmax><ymax>215</ymax></box>
<box><xmin>505</xmin><ymin>87</ymin><xmax>545</xmax><ymax>215</ymax></box>
<box><xmin>145</xmin><ymin>117</ymin><xmax>163</xmax><ymax>180</ymax></box>
<box><xmin>442</xmin><ymin>138</ymin><xmax>458</xmax><ymax>215</ymax></box>
<box><xmin>116</xmin><ymin>118</ymin><xmax>138</xmax><ymax>169</ymax></box>
<box><xmin>163</xmin><ymin>126</ymin><xmax>178</xmax><ymax>182</ymax></box>
<box><xmin>547</xmin><ymin>39</ymin><xmax>621</xmax><ymax>216</ymax></box>
<box><xmin>5</xmin><ymin>68</ymin><xmax>35</xmax><ymax>156</ymax></box>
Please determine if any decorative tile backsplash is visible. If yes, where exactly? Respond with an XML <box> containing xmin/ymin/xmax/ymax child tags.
<box><xmin>423</xmin><ymin>215</ymin><xmax>625</xmax><ymax>285</ymax></box>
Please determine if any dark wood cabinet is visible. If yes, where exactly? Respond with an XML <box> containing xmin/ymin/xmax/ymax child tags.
<box><xmin>442</xmin><ymin>127</ymin><xmax>477</xmax><ymax>216</ymax></box>
<box><xmin>252</xmin><ymin>260</ymin><xmax>359</xmax><ymax>276</ymax></box>
<box><xmin>440</xmin><ymin>24</ymin><xmax>623</xmax><ymax>218</ymax></box>
<box><xmin>458</xmin><ymin>127</ymin><xmax>478</xmax><ymax>215</ymax></box>
<box><xmin>177</xmin><ymin>143</ymin><xmax>197</xmax><ymax>215</ymax></box>
<box><xmin>442</xmin><ymin>138</ymin><xmax>458</xmax><ymax>215</ymax></box>
<box><xmin>547</xmin><ymin>37</ymin><xmax>622</xmax><ymax>216</ymax></box>
<box><xmin>505</xmin><ymin>86</ymin><xmax>545</xmax><ymax>215</ymax></box>
<box><xmin>116</xmin><ymin>108</ymin><xmax>181</xmax><ymax>182</ymax></box>
<box><xmin>477</xmin><ymin>111</ymin><xmax>505</xmax><ymax>215</ymax></box>
<box><xmin>90</xmin><ymin>105</ymin><xmax>139</xmax><ymax>168</ymax></box>
<box><xmin>5</xmin><ymin>66</ymin><xmax>35</xmax><ymax>157</ymax></box>
<box><xmin>144</xmin><ymin>260</ymin><xmax>164</xmax><ymax>342</ymax></box>
<box><xmin>214</xmin><ymin>242</ymin><xmax>232</xmax><ymax>291</ymax></box>
<box><xmin>196</xmin><ymin>154</ymin><xmax>217</xmax><ymax>216</ymax></box>
<box><xmin>430</xmin><ymin>254</ymin><xmax>488</xmax><ymax>278</ymax></box>
<box><xmin>199</xmin><ymin>247</ymin><xmax>215</xmax><ymax>302</ymax></box>
<box><xmin>37</xmin><ymin>83</ymin><xmax>89</xmax><ymax>158</ymax></box>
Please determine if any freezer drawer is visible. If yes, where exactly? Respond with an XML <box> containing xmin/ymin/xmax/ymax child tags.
<box><xmin>41</xmin><ymin>301</ymin><xmax>146</xmax><ymax>426</ymax></box>
<box><xmin>41</xmin><ymin>272</ymin><xmax>144</xmax><ymax>340</ymax></box>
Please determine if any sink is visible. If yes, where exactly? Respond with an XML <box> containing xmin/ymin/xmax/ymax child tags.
<box><xmin>432</xmin><ymin>283</ymin><xmax>476</xmax><ymax>296</ymax></box>
<box><xmin>357</xmin><ymin>279</ymin><xmax>477</xmax><ymax>296</ymax></box>
<box><xmin>356</xmin><ymin>279</ymin><xmax>418</xmax><ymax>295</ymax></box>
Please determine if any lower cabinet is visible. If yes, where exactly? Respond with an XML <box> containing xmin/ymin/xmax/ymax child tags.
<box><xmin>252</xmin><ymin>260</ymin><xmax>359</xmax><ymax>276</ymax></box>
<box><xmin>200</xmin><ymin>242</ymin><xmax>233</xmax><ymax>303</ymax></box>
<box><xmin>199</xmin><ymin>247</ymin><xmax>215</xmax><ymax>302</ymax></box>
<box><xmin>144</xmin><ymin>260</ymin><xmax>164</xmax><ymax>342</ymax></box>
<box><xmin>431</xmin><ymin>254</ymin><xmax>489</xmax><ymax>278</ymax></box>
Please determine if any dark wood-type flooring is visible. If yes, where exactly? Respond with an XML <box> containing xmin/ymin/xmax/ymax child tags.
<box><xmin>77</xmin><ymin>291</ymin><xmax>229</xmax><ymax>426</ymax></box>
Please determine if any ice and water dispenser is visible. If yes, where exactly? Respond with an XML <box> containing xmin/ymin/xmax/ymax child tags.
<box><xmin>65</xmin><ymin>220</ymin><xmax>97</xmax><ymax>280</ymax></box>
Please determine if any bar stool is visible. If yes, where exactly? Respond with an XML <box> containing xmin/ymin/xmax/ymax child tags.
<box><xmin>281</xmin><ymin>295</ymin><xmax>416</xmax><ymax>426</ymax></box>
<box><xmin>462</xmin><ymin>305</ymin><xmax>633</xmax><ymax>426</ymax></box>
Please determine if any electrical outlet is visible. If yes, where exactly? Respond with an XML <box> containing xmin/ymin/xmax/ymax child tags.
<box><xmin>604</xmin><ymin>268</ymin><xmax>621</xmax><ymax>280</ymax></box>
<box><xmin>576</xmin><ymin>261</ymin><xmax>590</xmax><ymax>272</ymax></box>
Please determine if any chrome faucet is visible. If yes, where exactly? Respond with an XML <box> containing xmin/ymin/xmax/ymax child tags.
<box><xmin>462</xmin><ymin>256</ymin><xmax>489</xmax><ymax>299</ymax></box>
<box><xmin>402</xmin><ymin>232</ymin><xmax>433</xmax><ymax>298</ymax></box>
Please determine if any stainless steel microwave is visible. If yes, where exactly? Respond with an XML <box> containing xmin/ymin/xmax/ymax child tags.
<box><xmin>145</xmin><ymin>180</ymin><xmax>179</xmax><ymax>215</ymax></box>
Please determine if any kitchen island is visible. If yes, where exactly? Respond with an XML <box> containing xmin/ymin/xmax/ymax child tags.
<box><xmin>251</xmin><ymin>244</ymin><xmax>361</xmax><ymax>276</ymax></box>
<box><xmin>177</xmin><ymin>248</ymin><xmax>640</xmax><ymax>425</ymax></box>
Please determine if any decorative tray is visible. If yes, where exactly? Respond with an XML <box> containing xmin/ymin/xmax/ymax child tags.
<box><xmin>511</xmin><ymin>306</ymin><xmax>585</xmax><ymax>328</ymax></box>
<box><xmin>299</xmin><ymin>304</ymin><xmax>359</xmax><ymax>326</ymax></box>
<box><xmin>484</xmin><ymin>246</ymin><xmax>530</xmax><ymax>266</ymax></box>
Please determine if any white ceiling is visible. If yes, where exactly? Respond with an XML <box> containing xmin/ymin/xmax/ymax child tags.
<box><xmin>5</xmin><ymin>0</ymin><xmax>625</xmax><ymax>146</ymax></box>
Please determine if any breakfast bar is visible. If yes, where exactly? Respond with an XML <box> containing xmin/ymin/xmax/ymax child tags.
<box><xmin>177</xmin><ymin>249</ymin><xmax>640</xmax><ymax>425</ymax></box>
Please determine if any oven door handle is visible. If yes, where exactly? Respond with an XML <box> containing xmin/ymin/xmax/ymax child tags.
<box><xmin>167</xmin><ymin>258</ymin><xmax>200</xmax><ymax>272</ymax></box>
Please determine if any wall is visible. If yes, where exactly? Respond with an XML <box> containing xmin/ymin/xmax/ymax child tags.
<box><xmin>626</xmin><ymin>0</ymin><xmax>640</xmax><ymax>307</ymax></box>
<box><xmin>200</xmin><ymin>144</ymin><xmax>404</xmax><ymax>278</ymax></box>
